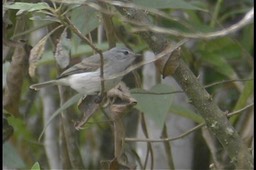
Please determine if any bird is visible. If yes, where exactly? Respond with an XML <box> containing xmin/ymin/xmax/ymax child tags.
<box><xmin>30</xmin><ymin>47</ymin><xmax>141</xmax><ymax>95</ymax></box>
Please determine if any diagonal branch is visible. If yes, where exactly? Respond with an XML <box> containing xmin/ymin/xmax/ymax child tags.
<box><xmin>114</xmin><ymin>1</ymin><xmax>253</xmax><ymax>169</ymax></box>
<box><xmin>126</xmin><ymin>8</ymin><xmax>254</xmax><ymax>39</ymax></box>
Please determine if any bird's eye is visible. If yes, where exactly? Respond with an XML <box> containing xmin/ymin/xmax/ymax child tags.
<box><xmin>123</xmin><ymin>51</ymin><xmax>129</xmax><ymax>55</ymax></box>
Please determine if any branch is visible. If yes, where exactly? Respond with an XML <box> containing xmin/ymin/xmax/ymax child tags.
<box><xmin>130</xmin><ymin>78</ymin><xmax>253</xmax><ymax>95</ymax></box>
<box><xmin>125</xmin><ymin>102</ymin><xmax>254</xmax><ymax>142</ymax></box>
<box><xmin>128</xmin><ymin>8</ymin><xmax>254</xmax><ymax>39</ymax></box>
<box><xmin>115</xmin><ymin>2</ymin><xmax>253</xmax><ymax>169</ymax></box>
<box><xmin>227</xmin><ymin>103</ymin><xmax>254</xmax><ymax>117</ymax></box>
<box><xmin>125</xmin><ymin>123</ymin><xmax>204</xmax><ymax>143</ymax></box>
<box><xmin>204</xmin><ymin>78</ymin><xmax>254</xmax><ymax>88</ymax></box>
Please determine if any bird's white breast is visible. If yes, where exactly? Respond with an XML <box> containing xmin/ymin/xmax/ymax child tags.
<box><xmin>67</xmin><ymin>71</ymin><xmax>122</xmax><ymax>95</ymax></box>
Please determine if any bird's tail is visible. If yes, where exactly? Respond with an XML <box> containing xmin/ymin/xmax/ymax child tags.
<box><xmin>30</xmin><ymin>80</ymin><xmax>57</xmax><ymax>90</ymax></box>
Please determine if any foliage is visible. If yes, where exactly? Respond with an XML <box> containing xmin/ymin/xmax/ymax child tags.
<box><xmin>3</xmin><ymin>0</ymin><xmax>253</xmax><ymax>169</ymax></box>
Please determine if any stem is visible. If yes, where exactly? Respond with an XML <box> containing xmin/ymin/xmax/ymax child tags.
<box><xmin>115</xmin><ymin>2</ymin><xmax>253</xmax><ymax>169</ymax></box>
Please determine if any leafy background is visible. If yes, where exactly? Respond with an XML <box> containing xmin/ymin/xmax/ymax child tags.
<box><xmin>3</xmin><ymin>0</ymin><xmax>253</xmax><ymax>169</ymax></box>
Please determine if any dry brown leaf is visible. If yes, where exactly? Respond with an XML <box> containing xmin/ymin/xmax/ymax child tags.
<box><xmin>55</xmin><ymin>28</ymin><xmax>71</xmax><ymax>69</ymax></box>
<box><xmin>74</xmin><ymin>82</ymin><xmax>137</xmax><ymax>131</ymax></box>
<box><xmin>101</xmin><ymin>157</ymin><xmax>136</xmax><ymax>170</ymax></box>
<box><xmin>29</xmin><ymin>25</ymin><xmax>63</xmax><ymax>77</ymax></box>
<box><xmin>4</xmin><ymin>42</ymin><xmax>27</xmax><ymax>116</ymax></box>
<box><xmin>155</xmin><ymin>46</ymin><xmax>181</xmax><ymax>78</ymax></box>
<box><xmin>29</xmin><ymin>34</ymin><xmax>48</xmax><ymax>77</ymax></box>
<box><xmin>106</xmin><ymin>82</ymin><xmax>137</xmax><ymax>105</ymax></box>
<box><xmin>75</xmin><ymin>95</ymin><xmax>100</xmax><ymax>130</ymax></box>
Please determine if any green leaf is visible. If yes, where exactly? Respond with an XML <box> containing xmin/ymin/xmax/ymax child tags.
<box><xmin>169</xmin><ymin>104</ymin><xmax>204</xmax><ymax>123</ymax></box>
<box><xmin>71</xmin><ymin>6</ymin><xmax>101</xmax><ymax>52</ymax></box>
<box><xmin>230</xmin><ymin>74</ymin><xmax>254</xmax><ymax>123</ymax></box>
<box><xmin>133</xmin><ymin>0</ymin><xmax>207</xmax><ymax>11</ymax></box>
<box><xmin>7</xmin><ymin>116</ymin><xmax>33</xmax><ymax>140</ymax></box>
<box><xmin>241</xmin><ymin>25</ymin><xmax>254</xmax><ymax>52</ymax></box>
<box><xmin>199</xmin><ymin>38</ymin><xmax>242</xmax><ymax>59</ymax></box>
<box><xmin>31</xmin><ymin>162</ymin><xmax>40</xmax><ymax>170</ymax></box>
<box><xmin>131</xmin><ymin>84</ymin><xmax>173</xmax><ymax>128</ymax></box>
<box><xmin>201</xmin><ymin>53</ymin><xmax>236</xmax><ymax>78</ymax></box>
<box><xmin>39</xmin><ymin>93</ymin><xmax>82</xmax><ymax>141</ymax></box>
<box><xmin>4</xmin><ymin>2</ymin><xmax>50</xmax><ymax>15</ymax></box>
<box><xmin>3</xmin><ymin>142</ymin><xmax>26</xmax><ymax>169</ymax></box>
<box><xmin>198</xmin><ymin>38</ymin><xmax>242</xmax><ymax>78</ymax></box>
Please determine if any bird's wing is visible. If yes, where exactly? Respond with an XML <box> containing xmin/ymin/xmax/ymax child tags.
<box><xmin>57</xmin><ymin>55</ymin><xmax>101</xmax><ymax>79</ymax></box>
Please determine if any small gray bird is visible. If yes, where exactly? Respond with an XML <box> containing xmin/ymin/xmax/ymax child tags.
<box><xmin>30</xmin><ymin>47</ymin><xmax>140</xmax><ymax>94</ymax></box>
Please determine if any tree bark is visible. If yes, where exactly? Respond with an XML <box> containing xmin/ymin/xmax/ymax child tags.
<box><xmin>115</xmin><ymin>2</ymin><xmax>253</xmax><ymax>169</ymax></box>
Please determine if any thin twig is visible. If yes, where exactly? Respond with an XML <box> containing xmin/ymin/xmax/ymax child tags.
<box><xmin>99</xmin><ymin>51</ymin><xmax>104</xmax><ymax>96</ymax></box>
<box><xmin>100</xmin><ymin>0</ymin><xmax>197</xmax><ymax>22</ymax></box>
<box><xmin>204</xmin><ymin>78</ymin><xmax>253</xmax><ymax>88</ymax></box>
<box><xmin>125</xmin><ymin>123</ymin><xmax>205</xmax><ymax>142</ymax></box>
<box><xmin>227</xmin><ymin>103</ymin><xmax>254</xmax><ymax>117</ymax></box>
<box><xmin>11</xmin><ymin>22</ymin><xmax>54</xmax><ymax>39</ymax></box>
<box><xmin>131</xmin><ymin>90</ymin><xmax>184</xmax><ymax>95</ymax></box>
<box><xmin>62</xmin><ymin>15</ymin><xmax>100</xmax><ymax>52</ymax></box>
<box><xmin>128</xmin><ymin>8</ymin><xmax>254</xmax><ymax>39</ymax></box>
<box><xmin>140</xmin><ymin>113</ymin><xmax>154</xmax><ymax>169</ymax></box>
<box><xmin>161</xmin><ymin>124</ymin><xmax>175</xmax><ymax>169</ymax></box>
<box><xmin>125</xmin><ymin>102</ymin><xmax>253</xmax><ymax>143</ymax></box>
<box><xmin>131</xmin><ymin>78</ymin><xmax>253</xmax><ymax>96</ymax></box>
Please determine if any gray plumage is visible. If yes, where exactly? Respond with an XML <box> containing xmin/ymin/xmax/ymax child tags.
<box><xmin>30</xmin><ymin>47</ymin><xmax>140</xmax><ymax>94</ymax></box>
